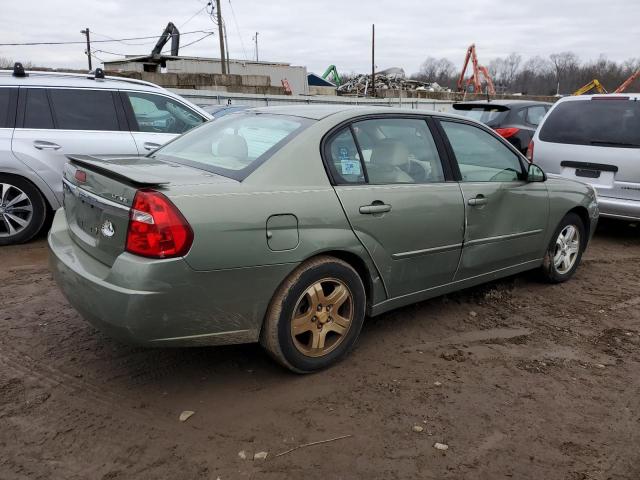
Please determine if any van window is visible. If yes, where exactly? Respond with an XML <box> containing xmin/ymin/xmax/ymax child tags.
<box><xmin>539</xmin><ymin>99</ymin><xmax>640</xmax><ymax>147</ymax></box>
<box><xmin>0</xmin><ymin>88</ymin><xmax>15</xmax><ymax>128</ymax></box>
<box><xmin>24</xmin><ymin>89</ymin><xmax>54</xmax><ymax>129</ymax></box>
<box><xmin>49</xmin><ymin>89</ymin><xmax>120</xmax><ymax>131</ymax></box>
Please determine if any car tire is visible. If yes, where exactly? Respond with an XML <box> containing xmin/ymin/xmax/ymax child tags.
<box><xmin>0</xmin><ymin>175</ymin><xmax>47</xmax><ymax>246</ymax></box>
<box><xmin>540</xmin><ymin>212</ymin><xmax>586</xmax><ymax>283</ymax></box>
<box><xmin>260</xmin><ymin>256</ymin><xmax>366</xmax><ymax>373</ymax></box>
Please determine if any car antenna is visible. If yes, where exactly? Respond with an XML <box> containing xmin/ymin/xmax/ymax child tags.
<box><xmin>13</xmin><ymin>62</ymin><xmax>27</xmax><ymax>77</ymax></box>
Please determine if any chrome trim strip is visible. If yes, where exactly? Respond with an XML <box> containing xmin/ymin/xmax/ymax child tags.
<box><xmin>62</xmin><ymin>178</ymin><xmax>130</xmax><ymax>212</ymax></box>
<box><xmin>392</xmin><ymin>243</ymin><xmax>463</xmax><ymax>259</ymax></box>
<box><xmin>465</xmin><ymin>229</ymin><xmax>543</xmax><ymax>247</ymax></box>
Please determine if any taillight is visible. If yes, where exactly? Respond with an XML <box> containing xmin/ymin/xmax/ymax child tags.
<box><xmin>126</xmin><ymin>190</ymin><xmax>193</xmax><ymax>259</ymax></box>
<box><xmin>526</xmin><ymin>140</ymin><xmax>534</xmax><ymax>162</ymax></box>
<box><xmin>495</xmin><ymin>127</ymin><xmax>520</xmax><ymax>138</ymax></box>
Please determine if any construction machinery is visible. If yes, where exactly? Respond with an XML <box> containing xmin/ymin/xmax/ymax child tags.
<box><xmin>614</xmin><ymin>70</ymin><xmax>640</xmax><ymax>93</ymax></box>
<box><xmin>322</xmin><ymin>65</ymin><xmax>342</xmax><ymax>86</ymax></box>
<box><xmin>150</xmin><ymin>22</ymin><xmax>180</xmax><ymax>59</ymax></box>
<box><xmin>573</xmin><ymin>79</ymin><xmax>607</xmax><ymax>95</ymax></box>
<box><xmin>457</xmin><ymin>44</ymin><xmax>496</xmax><ymax>95</ymax></box>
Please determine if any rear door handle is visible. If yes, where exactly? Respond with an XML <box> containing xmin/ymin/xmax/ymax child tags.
<box><xmin>467</xmin><ymin>195</ymin><xmax>487</xmax><ymax>206</ymax></box>
<box><xmin>359</xmin><ymin>203</ymin><xmax>392</xmax><ymax>214</ymax></box>
<box><xmin>143</xmin><ymin>142</ymin><xmax>162</xmax><ymax>151</ymax></box>
<box><xmin>33</xmin><ymin>140</ymin><xmax>61</xmax><ymax>150</ymax></box>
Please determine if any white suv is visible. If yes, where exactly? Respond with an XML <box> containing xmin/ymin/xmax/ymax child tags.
<box><xmin>530</xmin><ymin>94</ymin><xmax>640</xmax><ymax>221</ymax></box>
<box><xmin>0</xmin><ymin>65</ymin><xmax>211</xmax><ymax>245</ymax></box>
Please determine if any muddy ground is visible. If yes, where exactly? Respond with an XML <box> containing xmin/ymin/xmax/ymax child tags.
<box><xmin>1</xmin><ymin>219</ymin><xmax>639</xmax><ymax>480</ymax></box>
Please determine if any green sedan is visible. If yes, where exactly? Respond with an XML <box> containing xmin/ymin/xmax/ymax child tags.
<box><xmin>48</xmin><ymin>106</ymin><xmax>599</xmax><ymax>373</ymax></box>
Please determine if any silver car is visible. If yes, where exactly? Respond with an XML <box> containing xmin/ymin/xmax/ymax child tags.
<box><xmin>0</xmin><ymin>66</ymin><xmax>210</xmax><ymax>245</ymax></box>
<box><xmin>531</xmin><ymin>93</ymin><xmax>640</xmax><ymax>221</ymax></box>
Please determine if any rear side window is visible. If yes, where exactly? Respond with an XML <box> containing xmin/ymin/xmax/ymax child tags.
<box><xmin>525</xmin><ymin>106</ymin><xmax>547</xmax><ymax>126</ymax></box>
<box><xmin>124</xmin><ymin>92</ymin><xmax>205</xmax><ymax>134</ymax></box>
<box><xmin>24</xmin><ymin>89</ymin><xmax>54</xmax><ymax>129</ymax></box>
<box><xmin>539</xmin><ymin>100</ymin><xmax>640</xmax><ymax>147</ymax></box>
<box><xmin>326</xmin><ymin>128</ymin><xmax>365</xmax><ymax>184</ymax></box>
<box><xmin>49</xmin><ymin>89</ymin><xmax>120</xmax><ymax>131</ymax></box>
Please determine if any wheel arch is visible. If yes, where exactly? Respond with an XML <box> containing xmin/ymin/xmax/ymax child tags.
<box><xmin>567</xmin><ymin>206</ymin><xmax>591</xmax><ymax>238</ymax></box>
<box><xmin>0</xmin><ymin>171</ymin><xmax>57</xmax><ymax>212</ymax></box>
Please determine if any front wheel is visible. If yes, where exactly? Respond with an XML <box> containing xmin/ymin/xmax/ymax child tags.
<box><xmin>260</xmin><ymin>256</ymin><xmax>366</xmax><ymax>373</ymax></box>
<box><xmin>540</xmin><ymin>212</ymin><xmax>586</xmax><ymax>283</ymax></box>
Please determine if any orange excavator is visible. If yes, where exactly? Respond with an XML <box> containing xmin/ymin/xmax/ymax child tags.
<box><xmin>457</xmin><ymin>44</ymin><xmax>496</xmax><ymax>95</ymax></box>
<box><xmin>614</xmin><ymin>70</ymin><xmax>640</xmax><ymax>93</ymax></box>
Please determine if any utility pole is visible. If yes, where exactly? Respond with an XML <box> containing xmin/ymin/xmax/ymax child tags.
<box><xmin>80</xmin><ymin>28</ymin><xmax>92</xmax><ymax>71</ymax></box>
<box><xmin>215</xmin><ymin>0</ymin><xmax>227</xmax><ymax>74</ymax></box>
<box><xmin>254</xmin><ymin>32</ymin><xmax>259</xmax><ymax>62</ymax></box>
<box><xmin>371</xmin><ymin>24</ymin><xmax>375</xmax><ymax>97</ymax></box>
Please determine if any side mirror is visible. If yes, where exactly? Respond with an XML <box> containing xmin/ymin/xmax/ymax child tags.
<box><xmin>527</xmin><ymin>163</ymin><xmax>546</xmax><ymax>182</ymax></box>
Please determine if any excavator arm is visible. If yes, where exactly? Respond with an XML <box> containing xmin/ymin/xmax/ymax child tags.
<box><xmin>573</xmin><ymin>79</ymin><xmax>607</xmax><ymax>96</ymax></box>
<box><xmin>322</xmin><ymin>65</ymin><xmax>342</xmax><ymax>86</ymax></box>
<box><xmin>151</xmin><ymin>22</ymin><xmax>180</xmax><ymax>57</ymax></box>
<box><xmin>457</xmin><ymin>44</ymin><xmax>495</xmax><ymax>94</ymax></box>
<box><xmin>614</xmin><ymin>70</ymin><xmax>640</xmax><ymax>93</ymax></box>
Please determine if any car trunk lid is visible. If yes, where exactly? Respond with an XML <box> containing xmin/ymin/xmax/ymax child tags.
<box><xmin>63</xmin><ymin>155</ymin><xmax>235</xmax><ymax>266</ymax></box>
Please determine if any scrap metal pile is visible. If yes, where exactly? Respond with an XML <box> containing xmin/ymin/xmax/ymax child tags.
<box><xmin>337</xmin><ymin>67</ymin><xmax>450</xmax><ymax>96</ymax></box>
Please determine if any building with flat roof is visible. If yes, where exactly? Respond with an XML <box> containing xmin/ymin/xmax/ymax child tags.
<box><xmin>103</xmin><ymin>55</ymin><xmax>308</xmax><ymax>95</ymax></box>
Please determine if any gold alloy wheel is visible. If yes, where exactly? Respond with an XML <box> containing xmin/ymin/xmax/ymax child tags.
<box><xmin>290</xmin><ymin>278</ymin><xmax>354</xmax><ymax>357</ymax></box>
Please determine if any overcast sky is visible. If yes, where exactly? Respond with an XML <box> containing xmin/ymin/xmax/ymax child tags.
<box><xmin>2</xmin><ymin>0</ymin><xmax>638</xmax><ymax>74</ymax></box>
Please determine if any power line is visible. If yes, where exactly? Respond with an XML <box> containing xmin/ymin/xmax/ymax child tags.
<box><xmin>0</xmin><ymin>30</ymin><xmax>214</xmax><ymax>47</ymax></box>
<box><xmin>228</xmin><ymin>0</ymin><xmax>248</xmax><ymax>61</ymax></box>
<box><xmin>92</xmin><ymin>32</ymin><xmax>214</xmax><ymax>59</ymax></box>
<box><xmin>179</xmin><ymin>4</ymin><xmax>208</xmax><ymax>29</ymax></box>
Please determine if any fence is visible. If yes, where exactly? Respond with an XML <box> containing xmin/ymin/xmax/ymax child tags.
<box><xmin>170</xmin><ymin>88</ymin><xmax>456</xmax><ymax>112</ymax></box>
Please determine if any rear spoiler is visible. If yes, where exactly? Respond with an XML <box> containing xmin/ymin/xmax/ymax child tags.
<box><xmin>67</xmin><ymin>155</ymin><xmax>170</xmax><ymax>186</ymax></box>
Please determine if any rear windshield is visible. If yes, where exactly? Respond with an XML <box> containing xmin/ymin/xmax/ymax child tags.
<box><xmin>152</xmin><ymin>113</ymin><xmax>313</xmax><ymax>180</ymax></box>
<box><xmin>539</xmin><ymin>99</ymin><xmax>640</xmax><ymax>147</ymax></box>
<box><xmin>452</xmin><ymin>105</ymin><xmax>509</xmax><ymax>127</ymax></box>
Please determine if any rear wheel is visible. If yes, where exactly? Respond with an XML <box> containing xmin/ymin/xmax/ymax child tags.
<box><xmin>540</xmin><ymin>213</ymin><xmax>585</xmax><ymax>283</ymax></box>
<box><xmin>0</xmin><ymin>175</ymin><xmax>47</xmax><ymax>246</ymax></box>
<box><xmin>260</xmin><ymin>256</ymin><xmax>366</xmax><ymax>373</ymax></box>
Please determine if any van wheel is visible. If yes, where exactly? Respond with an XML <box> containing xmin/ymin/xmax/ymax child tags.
<box><xmin>0</xmin><ymin>175</ymin><xmax>47</xmax><ymax>246</ymax></box>
<box><xmin>540</xmin><ymin>213</ymin><xmax>585</xmax><ymax>283</ymax></box>
<box><xmin>260</xmin><ymin>256</ymin><xmax>366</xmax><ymax>373</ymax></box>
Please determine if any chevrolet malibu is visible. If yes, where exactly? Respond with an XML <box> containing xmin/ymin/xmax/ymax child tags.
<box><xmin>49</xmin><ymin>106</ymin><xmax>599</xmax><ymax>373</ymax></box>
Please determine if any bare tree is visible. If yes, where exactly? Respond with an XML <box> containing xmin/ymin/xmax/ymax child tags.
<box><xmin>549</xmin><ymin>51</ymin><xmax>580</xmax><ymax>95</ymax></box>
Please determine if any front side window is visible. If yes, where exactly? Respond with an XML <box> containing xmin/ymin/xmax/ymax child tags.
<box><xmin>125</xmin><ymin>92</ymin><xmax>204</xmax><ymax>134</ymax></box>
<box><xmin>441</xmin><ymin>121</ymin><xmax>525</xmax><ymax>182</ymax></box>
<box><xmin>24</xmin><ymin>89</ymin><xmax>54</xmax><ymax>129</ymax></box>
<box><xmin>351</xmin><ymin>118</ymin><xmax>445</xmax><ymax>184</ymax></box>
<box><xmin>49</xmin><ymin>89</ymin><xmax>120</xmax><ymax>131</ymax></box>
<box><xmin>153</xmin><ymin>113</ymin><xmax>311</xmax><ymax>180</ymax></box>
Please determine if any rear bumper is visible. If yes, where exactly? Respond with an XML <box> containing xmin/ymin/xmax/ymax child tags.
<box><xmin>597</xmin><ymin>196</ymin><xmax>640</xmax><ymax>221</ymax></box>
<box><xmin>48</xmin><ymin>209</ymin><xmax>296</xmax><ymax>347</ymax></box>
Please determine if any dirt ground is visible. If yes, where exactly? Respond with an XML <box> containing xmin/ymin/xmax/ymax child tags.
<box><xmin>1</xmin><ymin>219</ymin><xmax>639</xmax><ymax>480</ymax></box>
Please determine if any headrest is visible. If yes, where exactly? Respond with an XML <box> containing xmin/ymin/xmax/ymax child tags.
<box><xmin>218</xmin><ymin>134</ymin><xmax>248</xmax><ymax>160</ymax></box>
<box><xmin>370</xmin><ymin>139</ymin><xmax>410</xmax><ymax>167</ymax></box>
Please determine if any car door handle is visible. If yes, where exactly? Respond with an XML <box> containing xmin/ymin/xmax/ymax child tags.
<box><xmin>143</xmin><ymin>142</ymin><xmax>162</xmax><ymax>151</ymax></box>
<box><xmin>33</xmin><ymin>140</ymin><xmax>61</xmax><ymax>150</ymax></box>
<box><xmin>467</xmin><ymin>195</ymin><xmax>487</xmax><ymax>206</ymax></box>
<box><xmin>359</xmin><ymin>203</ymin><xmax>392</xmax><ymax>214</ymax></box>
